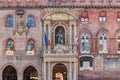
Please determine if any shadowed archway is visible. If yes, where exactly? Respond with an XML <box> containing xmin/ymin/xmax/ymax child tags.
<box><xmin>2</xmin><ymin>65</ymin><xmax>17</xmax><ymax>80</ymax></box>
<box><xmin>53</xmin><ymin>63</ymin><xmax>67</xmax><ymax>80</ymax></box>
<box><xmin>23</xmin><ymin>66</ymin><xmax>38</xmax><ymax>80</ymax></box>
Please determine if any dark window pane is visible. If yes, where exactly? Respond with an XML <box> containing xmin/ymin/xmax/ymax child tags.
<box><xmin>80</xmin><ymin>56</ymin><xmax>93</xmax><ymax>67</ymax></box>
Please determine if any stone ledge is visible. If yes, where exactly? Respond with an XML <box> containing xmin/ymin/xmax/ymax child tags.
<box><xmin>79</xmin><ymin>71</ymin><xmax>120</xmax><ymax>80</ymax></box>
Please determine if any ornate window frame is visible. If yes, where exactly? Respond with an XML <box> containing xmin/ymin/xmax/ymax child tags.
<box><xmin>98</xmin><ymin>33</ymin><xmax>108</xmax><ymax>53</ymax></box>
<box><xmin>80</xmin><ymin>33</ymin><xmax>90</xmax><ymax>53</ymax></box>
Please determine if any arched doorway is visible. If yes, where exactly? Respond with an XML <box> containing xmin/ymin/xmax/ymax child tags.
<box><xmin>55</xmin><ymin>26</ymin><xmax>65</xmax><ymax>45</ymax></box>
<box><xmin>53</xmin><ymin>63</ymin><xmax>67</xmax><ymax>80</ymax></box>
<box><xmin>2</xmin><ymin>65</ymin><xmax>17</xmax><ymax>80</ymax></box>
<box><xmin>23</xmin><ymin>66</ymin><xmax>38</xmax><ymax>80</ymax></box>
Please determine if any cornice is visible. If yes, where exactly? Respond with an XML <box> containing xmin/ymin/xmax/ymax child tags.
<box><xmin>1</xmin><ymin>5</ymin><xmax>120</xmax><ymax>10</ymax></box>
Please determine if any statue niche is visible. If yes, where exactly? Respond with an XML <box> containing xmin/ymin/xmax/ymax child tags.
<box><xmin>55</xmin><ymin>26</ymin><xmax>65</xmax><ymax>45</ymax></box>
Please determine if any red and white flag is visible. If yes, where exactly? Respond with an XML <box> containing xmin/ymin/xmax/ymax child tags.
<box><xmin>74</xmin><ymin>33</ymin><xmax>79</xmax><ymax>45</ymax></box>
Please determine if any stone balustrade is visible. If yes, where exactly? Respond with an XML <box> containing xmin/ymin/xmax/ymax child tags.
<box><xmin>43</xmin><ymin>44</ymin><xmax>78</xmax><ymax>55</ymax></box>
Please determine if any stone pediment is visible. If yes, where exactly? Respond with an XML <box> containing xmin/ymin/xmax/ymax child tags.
<box><xmin>43</xmin><ymin>11</ymin><xmax>77</xmax><ymax>20</ymax></box>
<box><xmin>54</xmin><ymin>44</ymin><xmax>67</xmax><ymax>53</ymax></box>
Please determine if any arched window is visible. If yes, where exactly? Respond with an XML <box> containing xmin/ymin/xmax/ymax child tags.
<box><xmin>117</xmin><ymin>35</ymin><xmax>120</xmax><ymax>53</ymax></box>
<box><xmin>81</xmin><ymin>33</ymin><xmax>90</xmax><ymax>53</ymax></box>
<box><xmin>99</xmin><ymin>33</ymin><xmax>108</xmax><ymax>53</ymax></box>
<box><xmin>27</xmin><ymin>40</ymin><xmax>35</xmax><ymax>51</ymax></box>
<box><xmin>27</xmin><ymin>16</ymin><xmax>35</xmax><ymax>27</ymax></box>
<box><xmin>6</xmin><ymin>16</ymin><xmax>13</xmax><ymax>27</ymax></box>
<box><xmin>6</xmin><ymin>39</ymin><xmax>14</xmax><ymax>51</ymax></box>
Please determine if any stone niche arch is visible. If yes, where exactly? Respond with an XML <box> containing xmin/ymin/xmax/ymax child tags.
<box><xmin>42</xmin><ymin>11</ymin><xmax>77</xmax><ymax>46</ymax></box>
<box><xmin>52</xmin><ymin>23</ymin><xmax>67</xmax><ymax>45</ymax></box>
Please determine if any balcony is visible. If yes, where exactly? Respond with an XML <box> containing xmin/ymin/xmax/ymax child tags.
<box><xmin>42</xmin><ymin>44</ymin><xmax>78</xmax><ymax>56</ymax></box>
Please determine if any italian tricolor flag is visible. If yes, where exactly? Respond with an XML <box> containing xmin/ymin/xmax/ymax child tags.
<box><xmin>48</xmin><ymin>31</ymin><xmax>51</xmax><ymax>45</ymax></box>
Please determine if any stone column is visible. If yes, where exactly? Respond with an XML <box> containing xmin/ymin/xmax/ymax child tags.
<box><xmin>38</xmin><ymin>76</ymin><xmax>41</xmax><ymax>80</ymax></box>
<box><xmin>69</xmin><ymin>25</ymin><xmax>72</xmax><ymax>46</ymax></box>
<box><xmin>74</xmin><ymin>62</ymin><xmax>77</xmax><ymax>80</ymax></box>
<box><xmin>74</xmin><ymin>26</ymin><xmax>77</xmax><ymax>54</ymax></box>
<box><xmin>44</xmin><ymin>62</ymin><xmax>47</xmax><ymax>80</ymax></box>
<box><xmin>18</xmin><ymin>73</ymin><xmax>23</xmax><ymax>80</ymax></box>
<box><xmin>69</xmin><ymin>62</ymin><xmax>72</xmax><ymax>80</ymax></box>
<box><xmin>69</xmin><ymin>25</ymin><xmax>73</xmax><ymax>53</ymax></box>
<box><xmin>48</xmin><ymin>62</ymin><xmax>51</xmax><ymax>80</ymax></box>
<box><xmin>0</xmin><ymin>72</ymin><xmax>2</xmax><ymax>80</ymax></box>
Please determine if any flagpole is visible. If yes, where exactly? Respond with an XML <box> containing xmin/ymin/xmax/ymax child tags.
<box><xmin>41</xmin><ymin>19</ymin><xmax>44</xmax><ymax>50</ymax></box>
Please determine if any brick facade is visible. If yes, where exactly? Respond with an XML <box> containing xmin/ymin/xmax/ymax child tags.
<box><xmin>0</xmin><ymin>0</ymin><xmax>120</xmax><ymax>80</ymax></box>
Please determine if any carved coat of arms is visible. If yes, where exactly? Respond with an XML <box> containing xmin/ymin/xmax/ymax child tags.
<box><xmin>13</xmin><ymin>9</ymin><xmax>28</xmax><ymax>36</ymax></box>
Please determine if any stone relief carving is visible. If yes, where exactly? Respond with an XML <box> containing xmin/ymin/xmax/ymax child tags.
<box><xmin>13</xmin><ymin>9</ymin><xmax>28</xmax><ymax>36</ymax></box>
<box><xmin>54</xmin><ymin>44</ymin><xmax>68</xmax><ymax>53</ymax></box>
<box><xmin>16</xmin><ymin>15</ymin><xmax>25</xmax><ymax>35</ymax></box>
